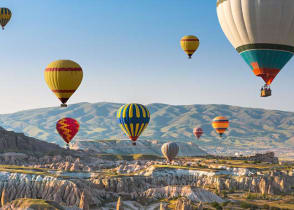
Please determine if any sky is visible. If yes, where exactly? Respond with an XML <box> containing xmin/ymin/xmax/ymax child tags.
<box><xmin>0</xmin><ymin>0</ymin><xmax>294</xmax><ymax>114</ymax></box>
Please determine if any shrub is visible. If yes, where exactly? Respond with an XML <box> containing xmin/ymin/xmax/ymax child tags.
<box><xmin>210</xmin><ymin>202</ymin><xmax>222</xmax><ymax>210</ymax></box>
<box><xmin>222</xmin><ymin>201</ymin><xmax>230</xmax><ymax>207</ymax></box>
<box><xmin>240</xmin><ymin>201</ymin><xmax>258</xmax><ymax>209</ymax></box>
<box><xmin>263</xmin><ymin>204</ymin><xmax>270</xmax><ymax>209</ymax></box>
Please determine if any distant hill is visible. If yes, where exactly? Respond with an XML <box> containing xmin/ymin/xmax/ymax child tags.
<box><xmin>0</xmin><ymin>102</ymin><xmax>293</xmax><ymax>151</ymax></box>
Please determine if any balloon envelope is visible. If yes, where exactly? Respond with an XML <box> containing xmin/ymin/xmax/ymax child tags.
<box><xmin>0</xmin><ymin>8</ymin><xmax>11</xmax><ymax>30</ymax></box>
<box><xmin>44</xmin><ymin>60</ymin><xmax>83</xmax><ymax>107</ymax></box>
<box><xmin>217</xmin><ymin>0</ymin><xmax>294</xmax><ymax>85</ymax></box>
<box><xmin>56</xmin><ymin>118</ymin><xmax>80</xmax><ymax>144</ymax></box>
<box><xmin>117</xmin><ymin>104</ymin><xmax>150</xmax><ymax>145</ymax></box>
<box><xmin>180</xmin><ymin>35</ymin><xmax>200</xmax><ymax>58</ymax></box>
<box><xmin>161</xmin><ymin>142</ymin><xmax>179</xmax><ymax>162</ymax></box>
<box><xmin>212</xmin><ymin>116</ymin><xmax>229</xmax><ymax>137</ymax></box>
<box><xmin>193</xmin><ymin>127</ymin><xmax>203</xmax><ymax>139</ymax></box>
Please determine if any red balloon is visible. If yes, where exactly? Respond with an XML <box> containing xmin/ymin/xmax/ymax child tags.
<box><xmin>56</xmin><ymin>118</ymin><xmax>79</xmax><ymax>144</ymax></box>
<box><xmin>193</xmin><ymin>127</ymin><xmax>203</xmax><ymax>139</ymax></box>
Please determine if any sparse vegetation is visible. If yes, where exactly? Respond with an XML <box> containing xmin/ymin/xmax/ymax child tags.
<box><xmin>4</xmin><ymin>198</ymin><xmax>65</xmax><ymax>209</ymax></box>
<box><xmin>210</xmin><ymin>201</ymin><xmax>222</xmax><ymax>210</ymax></box>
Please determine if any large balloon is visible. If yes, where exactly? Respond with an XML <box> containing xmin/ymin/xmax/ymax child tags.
<box><xmin>117</xmin><ymin>103</ymin><xmax>150</xmax><ymax>146</ymax></box>
<box><xmin>56</xmin><ymin>118</ymin><xmax>79</xmax><ymax>149</ymax></box>
<box><xmin>0</xmin><ymin>8</ymin><xmax>11</xmax><ymax>30</ymax></box>
<box><xmin>193</xmin><ymin>127</ymin><xmax>203</xmax><ymax>139</ymax></box>
<box><xmin>161</xmin><ymin>142</ymin><xmax>179</xmax><ymax>162</ymax></box>
<box><xmin>217</xmin><ymin>0</ymin><xmax>294</xmax><ymax>95</ymax></box>
<box><xmin>44</xmin><ymin>60</ymin><xmax>83</xmax><ymax>107</ymax></box>
<box><xmin>212</xmin><ymin>116</ymin><xmax>229</xmax><ymax>137</ymax></box>
<box><xmin>180</xmin><ymin>35</ymin><xmax>200</xmax><ymax>59</ymax></box>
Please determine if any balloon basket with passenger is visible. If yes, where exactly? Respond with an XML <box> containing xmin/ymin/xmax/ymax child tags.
<box><xmin>260</xmin><ymin>84</ymin><xmax>271</xmax><ymax>97</ymax></box>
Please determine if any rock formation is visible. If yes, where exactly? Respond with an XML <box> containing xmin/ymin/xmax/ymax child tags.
<box><xmin>116</xmin><ymin>196</ymin><xmax>124</xmax><ymax>210</ymax></box>
<box><xmin>175</xmin><ymin>197</ymin><xmax>193</xmax><ymax>210</ymax></box>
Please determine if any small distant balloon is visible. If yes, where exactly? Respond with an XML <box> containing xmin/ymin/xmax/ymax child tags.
<box><xmin>56</xmin><ymin>118</ymin><xmax>80</xmax><ymax>149</ymax></box>
<box><xmin>117</xmin><ymin>103</ymin><xmax>150</xmax><ymax>146</ymax></box>
<box><xmin>180</xmin><ymin>35</ymin><xmax>200</xmax><ymax>59</ymax></box>
<box><xmin>212</xmin><ymin>116</ymin><xmax>229</xmax><ymax>137</ymax></box>
<box><xmin>44</xmin><ymin>60</ymin><xmax>83</xmax><ymax>107</ymax></box>
<box><xmin>193</xmin><ymin>127</ymin><xmax>203</xmax><ymax>139</ymax></box>
<box><xmin>0</xmin><ymin>8</ymin><xmax>12</xmax><ymax>30</ymax></box>
<box><xmin>161</xmin><ymin>142</ymin><xmax>179</xmax><ymax>162</ymax></box>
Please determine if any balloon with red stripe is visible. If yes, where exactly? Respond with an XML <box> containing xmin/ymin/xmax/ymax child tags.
<box><xmin>180</xmin><ymin>35</ymin><xmax>200</xmax><ymax>59</ymax></box>
<box><xmin>212</xmin><ymin>116</ymin><xmax>229</xmax><ymax>137</ymax></box>
<box><xmin>56</xmin><ymin>118</ymin><xmax>80</xmax><ymax>148</ymax></box>
<box><xmin>44</xmin><ymin>60</ymin><xmax>83</xmax><ymax>107</ymax></box>
<box><xmin>193</xmin><ymin>127</ymin><xmax>203</xmax><ymax>139</ymax></box>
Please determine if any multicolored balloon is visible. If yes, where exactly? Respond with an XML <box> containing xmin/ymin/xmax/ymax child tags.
<box><xmin>117</xmin><ymin>103</ymin><xmax>150</xmax><ymax>146</ymax></box>
<box><xmin>0</xmin><ymin>8</ymin><xmax>11</xmax><ymax>30</ymax></box>
<box><xmin>44</xmin><ymin>60</ymin><xmax>83</xmax><ymax>107</ymax></box>
<box><xmin>56</xmin><ymin>118</ymin><xmax>80</xmax><ymax>148</ymax></box>
<box><xmin>217</xmin><ymin>0</ymin><xmax>294</xmax><ymax>90</ymax></box>
<box><xmin>161</xmin><ymin>142</ymin><xmax>179</xmax><ymax>162</ymax></box>
<box><xmin>193</xmin><ymin>127</ymin><xmax>203</xmax><ymax>139</ymax></box>
<box><xmin>180</xmin><ymin>35</ymin><xmax>200</xmax><ymax>59</ymax></box>
<box><xmin>212</xmin><ymin>116</ymin><xmax>229</xmax><ymax>137</ymax></box>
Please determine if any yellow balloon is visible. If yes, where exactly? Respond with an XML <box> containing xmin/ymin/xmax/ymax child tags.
<box><xmin>44</xmin><ymin>60</ymin><xmax>83</xmax><ymax>107</ymax></box>
<box><xmin>0</xmin><ymin>8</ymin><xmax>12</xmax><ymax>30</ymax></box>
<box><xmin>180</xmin><ymin>35</ymin><xmax>200</xmax><ymax>59</ymax></box>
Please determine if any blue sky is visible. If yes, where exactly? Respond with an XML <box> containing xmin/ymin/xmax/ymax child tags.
<box><xmin>1</xmin><ymin>0</ymin><xmax>294</xmax><ymax>113</ymax></box>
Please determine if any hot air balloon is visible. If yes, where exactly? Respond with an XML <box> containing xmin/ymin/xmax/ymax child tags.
<box><xmin>217</xmin><ymin>0</ymin><xmax>294</xmax><ymax>97</ymax></box>
<box><xmin>56</xmin><ymin>118</ymin><xmax>79</xmax><ymax>149</ymax></box>
<box><xmin>161</xmin><ymin>142</ymin><xmax>179</xmax><ymax>162</ymax></box>
<box><xmin>44</xmin><ymin>60</ymin><xmax>83</xmax><ymax>107</ymax></box>
<box><xmin>180</xmin><ymin>35</ymin><xmax>200</xmax><ymax>59</ymax></box>
<box><xmin>193</xmin><ymin>127</ymin><xmax>203</xmax><ymax>139</ymax></box>
<box><xmin>212</xmin><ymin>116</ymin><xmax>229</xmax><ymax>137</ymax></box>
<box><xmin>0</xmin><ymin>8</ymin><xmax>11</xmax><ymax>30</ymax></box>
<box><xmin>117</xmin><ymin>103</ymin><xmax>150</xmax><ymax>146</ymax></box>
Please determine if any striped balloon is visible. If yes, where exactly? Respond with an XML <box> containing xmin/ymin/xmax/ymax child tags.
<box><xmin>212</xmin><ymin>116</ymin><xmax>229</xmax><ymax>137</ymax></box>
<box><xmin>161</xmin><ymin>142</ymin><xmax>179</xmax><ymax>162</ymax></box>
<box><xmin>0</xmin><ymin>8</ymin><xmax>11</xmax><ymax>30</ymax></box>
<box><xmin>44</xmin><ymin>60</ymin><xmax>83</xmax><ymax>107</ymax></box>
<box><xmin>180</xmin><ymin>35</ymin><xmax>200</xmax><ymax>59</ymax></box>
<box><xmin>56</xmin><ymin>118</ymin><xmax>80</xmax><ymax>147</ymax></box>
<box><xmin>117</xmin><ymin>104</ymin><xmax>150</xmax><ymax>145</ymax></box>
<box><xmin>193</xmin><ymin>127</ymin><xmax>203</xmax><ymax>139</ymax></box>
<box><xmin>217</xmin><ymin>0</ymin><xmax>294</xmax><ymax>86</ymax></box>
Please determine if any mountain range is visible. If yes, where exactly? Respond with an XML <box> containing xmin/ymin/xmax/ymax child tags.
<box><xmin>0</xmin><ymin>102</ymin><xmax>293</xmax><ymax>153</ymax></box>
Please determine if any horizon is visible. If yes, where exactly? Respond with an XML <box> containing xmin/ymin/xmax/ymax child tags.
<box><xmin>2</xmin><ymin>101</ymin><xmax>294</xmax><ymax>115</ymax></box>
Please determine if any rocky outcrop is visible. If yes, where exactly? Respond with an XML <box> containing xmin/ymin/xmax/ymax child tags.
<box><xmin>2</xmin><ymin>198</ymin><xmax>81</xmax><ymax>210</ymax></box>
<box><xmin>0</xmin><ymin>127</ymin><xmax>64</xmax><ymax>154</ymax></box>
<box><xmin>175</xmin><ymin>197</ymin><xmax>194</xmax><ymax>210</ymax></box>
<box><xmin>72</xmin><ymin>140</ymin><xmax>208</xmax><ymax>156</ymax></box>
<box><xmin>0</xmin><ymin>165</ymin><xmax>291</xmax><ymax>208</ymax></box>
<box><xmin>116</xmin><ymin>196</ymin><xmax>124</xmax><ymax>210</ymax></box>
<box><xmin>142</xmin><ymin>186</ymin><xmax>224</xmax><ymax>203</ymax></box>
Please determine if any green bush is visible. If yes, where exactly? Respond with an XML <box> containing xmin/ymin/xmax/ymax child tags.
<box><xmin>240</xmin><ymin>201</ymin><xmax>258</xmax><ymax>209</ymax></box>
<box><xmin>210</xmin><ymin>202</ymin><xmax>222</xmax><ymax>210</ymax></box>
<box><xmin>263</xmin><ymin>204</ymin><xmax>270</xmax><ymax>209</ymax></box>
<box><xmin>222</xmin><ymin>201</ymin><xmax>230</xmax><ymax>207</ymax></box>
<box><xmin>270</xmin><ymin>207</ymin><xmax>281</xmax><ymax>210</ymax></box>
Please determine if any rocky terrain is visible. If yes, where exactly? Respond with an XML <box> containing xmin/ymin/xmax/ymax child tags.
<box><xmin>0</xmin><ymin>102</ymin><xmax>294</xmax><ymax>157</ymax></box>
<box><xmin>72</xmin><ymin>139</ymin><xmax>207</xmax><ymax>156</ymax></box>
<box><xmin>0</xmin><ymin>127</ymin><xmax>292</xmax><ymax>209</ymax></box>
